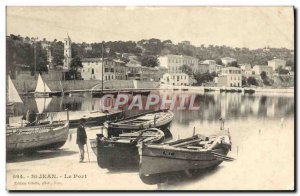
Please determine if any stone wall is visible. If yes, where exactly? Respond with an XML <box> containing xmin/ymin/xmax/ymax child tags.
<box><xmin>12</xmin><ymin>78</ymin><xmax>160</xmax><ymax>93</ymax></box>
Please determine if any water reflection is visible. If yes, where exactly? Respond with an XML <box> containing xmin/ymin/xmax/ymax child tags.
<box><xmin>9</xmin><ymin>92</ymin><xmax>294</xmax><ymax>122</ymax></box>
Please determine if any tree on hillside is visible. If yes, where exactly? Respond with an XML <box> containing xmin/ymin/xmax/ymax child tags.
<box><xmin>34</xmin><ymin>42</ymin><xmax>49</xmax><ymax>74</ymax></box>
<box><xmin>67</xmin><ymin>56</ymin><xmax>83</xmax><ymax>80</ymax></box>
<box><xmin>260</xmin><ymin>71</ymin><xmax>267</xmax><ymax>80</ymax></box>
<box><xmin>228</xmin><ymin>61</ymin><xmax>239</xmax><ymax>68</ymax></box>
<box><xmin>162</xmin><ymin>40</ymin><xmax>173</xmax><ymax>45</ymax></box>
<box><xmin>51</xmin><ymin>41</ymin><xmax>64</xmax><ymax>67</ymax></box>
<box><xmin>247</xmin><ymin>77</ymin><xmax>258</xmax><ymax>86</ymax></box>
<box><xmin>277</xmin><ymin>66</ymin><xmax>289</xmax><ymax>75</ymax></box>
<box><xmin>242</xmin><ymin>76</ymin><xmax>247</xmax><ymax>86</ymax></box>
<box><xmin>193</xmin><ymin>72</ymin><xmax>216</xmax><ymax>85</ymax></box>
<box><xmin>138</xmin><ymin>38</ymin><xmax>163</xmax><ymax>55</ymax></box>
<box><xmin>260</xmin><ymin>71</ymin><xmax>272</xmax><ymax>86</ymax></box>
<box><xmin>286</xmin><ymin>59</ymin><xmax>294</xmax><ymax>71</ymax></box>
<box><xmin>179</xmin><ymin>64</ymin><xmax>193</xmax><ymax>76</ymax></box>
<box><xmin>70</xmin><ymin>56</ymin><xmax>82</xmax><ymax>71</ymax></box>
<box><xmin>139</xmin><ymin>55</ymin><xmax>159</xmax><ymax>67</ymax></box>
<box><xmin>216</xmin><ymin>59</ymin><xmax>223</xmax><ymax>65</ymax></box>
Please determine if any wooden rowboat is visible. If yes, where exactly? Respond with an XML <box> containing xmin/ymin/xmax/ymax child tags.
<box><xmin>104</xmin><ymin>110</ymin><xmax>174</xmax><ymax>137</ymax></box>
<box><xmin>138</xmin><ymin>130</ymin><xmax>233</xmax><ymax>185</ymax></box>
<box><xmin>96</xmin><ymin>128</ymin><xmax>165</xmax><ymax>169</ymax></box>
<box><xmin>38</xmin><ymin>110</ymin><xmax>123</xmax><ymax>128</ymax></box>
<box><xmin>6</xmin><ymin>121</ymin><xmax>69</xmax><ymax>153</ymax></box>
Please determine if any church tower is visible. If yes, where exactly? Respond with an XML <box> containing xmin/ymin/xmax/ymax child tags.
<box><xmin>63</xmin><ymin>34</ymin><xmax>72</xmax><ymax>69</ymax></box>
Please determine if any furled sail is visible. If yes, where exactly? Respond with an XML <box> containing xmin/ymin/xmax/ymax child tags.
<box><xmin>35</xmin><ymin>74</ymin><xmax>51</xmax><ymax>93</ymax></box>
<box><xmin>8</xmin><ymin>75</ymin><xmax>23</xmax><ymax>103</ymax></box>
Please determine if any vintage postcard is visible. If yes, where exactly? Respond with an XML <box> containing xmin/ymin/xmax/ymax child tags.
<box><xmin>6</xmin><ymin>6</ymin><xmax>295</xmax><ymax>191</ymax></box>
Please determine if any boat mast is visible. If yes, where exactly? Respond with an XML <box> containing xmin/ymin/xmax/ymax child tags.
<box><xmin>33</xmin><ymin>37</ymin><xmax>37</xmax><ymax>76</ymax></box>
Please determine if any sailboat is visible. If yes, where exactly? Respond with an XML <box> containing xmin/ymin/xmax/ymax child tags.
<box><xmin>34</xmin><ymin>74</ymin><xmax>51</xmax><ymax>98</ymax></box>
<box><xmin>35</xmin><ymin>97</ymin><xmax>52</xmax><ymax>114</ymax></box>
<box><xmin>7</xmin><ymin>75</ymin><xmax>23</xmax><ymax>110</ymax></box>
<box><xmin>7</xmin><ymin>110</ymin><xmax>70</xmax><ymax>153</ymax></box>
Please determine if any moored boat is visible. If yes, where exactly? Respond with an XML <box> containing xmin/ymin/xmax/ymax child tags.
<box><xmin>244</xmin><ymin>89</ymin><xmax>255</xmax><ymax>94</ymax></box>
<box><xmin>105</xmin><ymin>110</ymin><xmax>174</xmax><ymax>137</ymax></box>
<box><xmin>39</xmin><ymin>110</ymin><xmax>123</xmax><ymax>128</ymax></box>
<box><xmin>96</xmin><ymin>128</ymin><xmax>165</xmax><ymax>169</ymax></box>
<box><xmin>204</xmin><ymin>88</ymin><xmax>214</xmax><ymax>92</ymax></box>
<box><xmin>138</xmin><ymin>130</ymin><xmax>233</xmax><ymax>185</ymax></box>
<box><xmin>132</xmin><ymin>90</ymin><xmax>151</xmax><ymax>96</ymax></box>
<box><xmin>6</xmin><ymin>121</ymin><xmax>69</xmax><ymax>153</ymax></box>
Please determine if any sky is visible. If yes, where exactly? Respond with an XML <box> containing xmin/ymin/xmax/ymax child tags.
<box><xmin>6</xmin><ymin>7</ymin><xmax>294</xmax><ymax>49</ymax></box>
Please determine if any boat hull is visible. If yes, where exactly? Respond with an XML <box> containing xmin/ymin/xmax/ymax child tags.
<box><xmin>139</xmin><ymin>145</ymin><xmax>229</xmax><ymax>185</ymax></box>
<box><xmin>106</xmin><ymin>110</ymin><xmax>174</xmax><ymax>137</ymax></box>
<box><xmin>96</xmin><ymin>128</ymin><xmax>165</xmax><ymax>169</ymax></box>
<box><xmin>68</xmin><ymin>111</ymin><xmax>122</xmax><ymax>128</ymax></box>
<box><xmin>97</xmin><ymin>139</ymin><xmax>140</xmax><ymax>169</ymax></box>
<box><xmin>107</xmin><ymin>121</ymin><xmax>172</xmax><ymax>138</ymax></box>
<box><xmin>34</xmin><ymin>92</ymin><xmax>50</xmax><ymax>98</ymax></box>
<box><xmin>38</xmin><ymin>110</ymin><xmax>123</xmax><ymax>129</ymax></box>
<box><xmin>6</xmin><ymin>122</ymin><xmax>69</xmax><ymax>153</ymax></box>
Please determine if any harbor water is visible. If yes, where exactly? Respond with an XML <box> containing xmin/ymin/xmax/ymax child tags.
<box><xmin>7</xmin><ymin>90</ymin><xmax>294</xmax><ymax>190</ymax></box>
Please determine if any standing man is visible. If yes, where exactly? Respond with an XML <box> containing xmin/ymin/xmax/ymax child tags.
<box><xmin>77</xmin><ymin>118</ymin><xmax>87</xmax><ymax>163</ymax></box>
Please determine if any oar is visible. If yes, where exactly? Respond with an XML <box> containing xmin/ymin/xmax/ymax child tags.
<box><xmin>86</xmin><ymin>143</ymin><xmax>90</xmax><ymax>162</ymax></box>
<box><xmin>211</xmin><ymin>152</ymin><xmax>235</xmax><ymax>162</ymax></box>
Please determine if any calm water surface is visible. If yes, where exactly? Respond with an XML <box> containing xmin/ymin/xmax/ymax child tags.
<box><xmin>8</xmin><ymin>90</ymin><xmax>295</xmax><ymax>189</ymax></box>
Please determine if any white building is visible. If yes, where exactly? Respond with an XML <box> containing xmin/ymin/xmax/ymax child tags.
<box><xmin>240</xmin><ymin>64</ymin><xmax>252</xmax><ymax>76</ymax></box>
<box><xmin>202</xmin><ymin>60</ymin><xmax>217</xmax><ymax>73</ymax></box>
<box><xmin>217</xmin><ymin>67</ymin><xmax>242</xmax><ymax>87</ymax></box>
<box><xmin>221</xmin><ymin>57</ymin><xmax>237</xmax><ymax>66</ymax></box>
<box><xmin>216</xmin><ymin>64</ymin><xmax>223</xmax><ymax>74</ymax></box>
<box><xmin>63</xmin><ymin>35</ymin><xmax>72</xmax><ymax>69</ymax></box>
<box><xmin>80</xmin><ymin>58</ymin><xmax>115</xmax><ymax>81</ymax></box>
<box><xmin>198</xmin><ymin>63</ymin><xmax>210</xmax><ymax>74</ymax></box>
<box><xmin>158</xmin><ymin>55</ymin><xmax>198</xmax><ymax>73</ymax></box>
<box><xmin>268</xmin><ymin>58</ymin><xmax>286</xmax><ymax>71</ymax></box>
<box><xmin>252</xmin><ymin>65</ymin><xmax>273</xmax><ymax>76</ymax></box>
<box><xmin>161</xmin><ymin>72</ymin><xmax>189</xmax><ymax>86</ymax></box>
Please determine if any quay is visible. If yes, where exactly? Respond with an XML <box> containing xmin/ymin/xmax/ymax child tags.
<box><xmin>19</xmin><ymin>86</ymin><xmax>294</xmax><ymax>97</ymax></box>
<box><xmin>159</xmin><ymin>84</ymin><xmax>294</xmax><ymax>94</ymax></box>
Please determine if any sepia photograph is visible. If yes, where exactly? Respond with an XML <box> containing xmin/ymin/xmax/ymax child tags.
<box><xmin>5</xmin><ymin>6</ymin><xmax>295</xmax><ymax>191</ymax></box>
